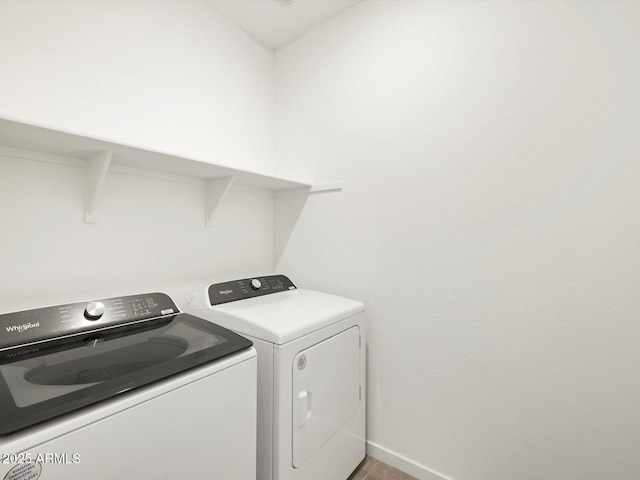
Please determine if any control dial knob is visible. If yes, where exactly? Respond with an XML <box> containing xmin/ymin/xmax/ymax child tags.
<box><xmin>250</xmin><ymin>279</ymin><xmax>262</xmax><ymax>290</ymax></box>
<box><xmin>84</xmin><ymin>301</ymin><xmax>105</xmax><ymax>321</ymax></box>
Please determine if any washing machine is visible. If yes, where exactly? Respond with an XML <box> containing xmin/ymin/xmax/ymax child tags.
<box><xmin>0</xmin><ymin>291</ymin><xmax>257</xmax><ymax>480</ymax></box>
<box><xmin>188</xmin><ymin>274</ymin><xmax>366</xmax><ymax>480</ymax></box>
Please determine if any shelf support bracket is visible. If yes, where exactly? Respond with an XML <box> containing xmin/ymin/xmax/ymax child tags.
<box><xmin>274</xmin><ymin>186</ymin><xmax>312</xmax><ymax>264</ymax></box>
<box><xmin>274</xmin><ymin>182</ymin><xmax>342</xmax><ymax>264</ymax></box>
<box><xmin>85</xmin><ymin>150</ymin><xmax>113</xmax><ymax>224</ymax></box>
<box><xmin>206</xmin><ymin>175</ymin><xmax>235</xmax><ymax>227</ymax></box>
<box><xmin>309</xmin><ymin>182</ymin><xmax>343</xmax><ymax>194</ymax></box>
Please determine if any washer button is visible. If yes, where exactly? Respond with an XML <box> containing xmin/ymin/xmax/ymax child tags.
<box><xmin>84</xmin><ymin>301</ymin><xmax>105</xmax><ymax>320</ymax></box>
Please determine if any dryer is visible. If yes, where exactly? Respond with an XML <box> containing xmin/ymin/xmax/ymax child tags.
<box><xmin>188</xmin><ymin>275</ymin><xmax>366</xmax><ymax>480</ymax></box>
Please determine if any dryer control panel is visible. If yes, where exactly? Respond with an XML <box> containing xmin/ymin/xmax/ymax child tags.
<box><xmin>0</xmin><ymin>293</ymin><xmax>178</xmax><ymax>352</ymax></box>
<box><xmin>208</xmin><ymin>275</ymin><xmax>296</xmax><ymax>306</ymax></box>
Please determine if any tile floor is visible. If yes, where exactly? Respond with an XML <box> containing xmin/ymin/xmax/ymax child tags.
<box><xmin>348</xmin><ymin>455</ymin><xmax>418</xmax><ymax>480</ymax></box>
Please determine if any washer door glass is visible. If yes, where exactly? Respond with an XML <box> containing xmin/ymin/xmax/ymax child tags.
<box><xmin>25</xmin><ymin>336</ymin><xmax>188</xmax><ymax>387</ymax></box>
<box><xmin>0</xmin><ymin>313</ymin><xmax>252</xmax><ymax>436</ymax></box>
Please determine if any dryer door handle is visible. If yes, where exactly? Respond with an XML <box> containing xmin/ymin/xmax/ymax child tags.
<box><xmin>297</xmin><ymin>390</ymin><xmax>312</xmax><ymax>427</ymax></box>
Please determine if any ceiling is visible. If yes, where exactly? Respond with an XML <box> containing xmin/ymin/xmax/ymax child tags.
<box><xmin>206</xmin><ymin>0</ymin><xmax>364</xmax><ymax>50</ymax></box>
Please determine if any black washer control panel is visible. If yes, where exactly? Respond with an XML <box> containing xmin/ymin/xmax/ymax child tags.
<box><xmin>208</xmin><ymin>275</ymin><xmax>296</xmax><ymax>306</ymax></box>
<box><xmin>0</xmin><ymin>293</ymin><xmax>178</xmax><ymax>352</ymax></box>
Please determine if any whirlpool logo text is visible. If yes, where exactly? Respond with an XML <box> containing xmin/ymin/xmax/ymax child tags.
<box><xmin>5</xmin><ymin>322</ymin><xmax>40</xmax><ymax>333</ymax></box>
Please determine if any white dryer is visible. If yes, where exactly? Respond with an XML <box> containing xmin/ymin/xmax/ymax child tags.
<box><xmin>188</xmin><ymin>275</ymin><xmax>366</xmax><ymax>480</ymax></box>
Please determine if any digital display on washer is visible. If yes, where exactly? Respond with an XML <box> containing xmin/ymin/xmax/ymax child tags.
<box><xmin>0</xmin><ymin>308</ymin><xmax>252</xmax><ymax>436</ymax></box>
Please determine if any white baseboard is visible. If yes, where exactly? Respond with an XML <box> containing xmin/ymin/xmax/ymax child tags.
<box><xmin>365</xmin><ymin>441</ymin><xmax>455</xmax><ymax>480</ymax></box>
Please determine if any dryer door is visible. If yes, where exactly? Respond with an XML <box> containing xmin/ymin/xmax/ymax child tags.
<box><xmin>292</xmin><ymin>326</ymin><xmax>360</xmax><ymax>468</ymax></box>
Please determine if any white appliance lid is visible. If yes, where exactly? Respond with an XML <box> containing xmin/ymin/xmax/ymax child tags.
<box><xmin>209</xmin><ymin>289</ymin><xmax>364</xmax><ymax>344</ymax></box>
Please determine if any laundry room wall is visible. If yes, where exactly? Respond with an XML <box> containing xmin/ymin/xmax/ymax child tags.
<box><xmin>0</xmin><ymin>0</ymin><xmax>277</xmax><ymax>311</ymax></box>
<box><xmin>0</xmin><ymin>0</ymin><xmax>275</xmax><ymax>173</ymax></box>
<box><xmin>275</xmin><ymin>2</ymin><xmax>640</xmax><ymax>480</ymax></box>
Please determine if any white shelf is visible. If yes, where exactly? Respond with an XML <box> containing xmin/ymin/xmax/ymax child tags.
<box><xmin>0</xmin><ymin>116</ymin><xmax>312</xmax><ymax>189</ymax></box>
<box><xmin>0</xmin><ymin>116</ymin><xmax>340</xmax><ymax>226</ymax></box>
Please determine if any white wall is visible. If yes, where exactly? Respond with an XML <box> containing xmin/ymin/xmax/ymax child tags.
<box><xmin>275</xmin><ymin>2</ymin><xmax>640</xmax><ymax>480</ymax></box>
<box><xmin>0</xmin><ymin>0</ymin><xmax>274</xmax><ymax>173</ymax></box>
<box><xmin>0</xmin><ymin>1</ymin><xmax>277</xmax><ymax>310</ymax></box>
<box><xmin>0</xmin><ymin>154</ymin><xmax>274</xmax><ymax>311</ymax></box>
